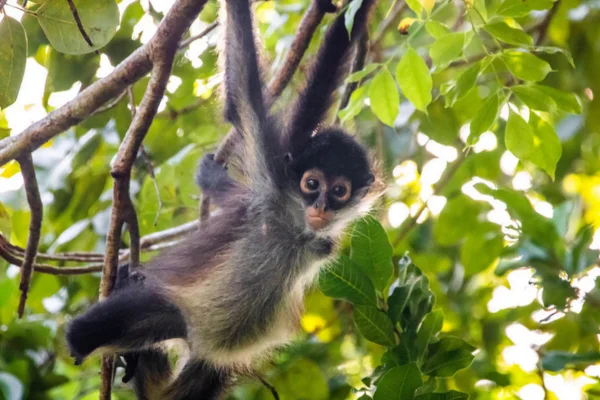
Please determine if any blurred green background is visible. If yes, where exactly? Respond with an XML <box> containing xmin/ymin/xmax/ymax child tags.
<box><xmin>1</xmin><ymin>0</ymin><xmax>600</xmax><ymax>398</ymax></box>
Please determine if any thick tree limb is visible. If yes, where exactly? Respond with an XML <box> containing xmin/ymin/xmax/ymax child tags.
<box><xmin>0</xmin><ymin>47</ymin><xmax>152</xmax><ymax>166</ymax></box>
<box><xmin>97</xmin><ymin>0</ymin><xmax>210</xmax><ymax>397</ymax></box>
<box><xmin>16</xmin><ymin>154</ymin><xmax>42</xmax><ymax>318</ymax></box>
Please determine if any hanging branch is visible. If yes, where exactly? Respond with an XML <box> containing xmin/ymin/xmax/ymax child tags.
<box><xmin>65</xmin><ymin>0</ymin><xmax>95</xmax><ymax>48</ymax></box>
<box><xmin>15</xmin><ymin>154</ymin><xmax>43</xmax><ymax>318</ymax></box>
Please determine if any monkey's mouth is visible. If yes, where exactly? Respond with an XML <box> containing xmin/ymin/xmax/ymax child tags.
<box><xmin>306</xmin><ymin>208</ymin><xmax>333</xmax><ymax>231</ymax></box>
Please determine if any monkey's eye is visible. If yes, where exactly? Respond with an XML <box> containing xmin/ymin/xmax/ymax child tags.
<box><xmin>332</xmin><ymin>185</ymin><xmax>347</xmax><ymax>198</ymax></box>
<box><xmin>306</xmin><ymin>179</ymin><xmax>319</xmax><ymax>191</ymax></box>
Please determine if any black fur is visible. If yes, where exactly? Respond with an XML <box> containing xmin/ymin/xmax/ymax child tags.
<box><xmin>284</xmin><ymin>0</ymin><xmax>376</xmax><ymax>154</ymax></box>
<box><xmin>164</xmin><ymin>360</ymin><xmax>231</xmax><ymax>400</ymax></box>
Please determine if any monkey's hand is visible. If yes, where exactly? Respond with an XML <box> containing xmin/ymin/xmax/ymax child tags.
<box><xmin>196</xmin><ymin>153</ymin><xmax>230</xmax><ymax>192</ymax></box>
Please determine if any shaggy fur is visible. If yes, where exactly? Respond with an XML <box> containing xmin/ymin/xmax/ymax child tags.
<box><xmin>66</xmin><ymin>0</ymin><xmax>382</xmax><ymax>397</ymax></box>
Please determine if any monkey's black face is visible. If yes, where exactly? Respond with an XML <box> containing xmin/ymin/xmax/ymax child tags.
<box><xmin>299</xmin><ymin>168</ymin><xmax>353</xmax><ymax>230</ymax></box>
<box><xmin>290</xmin><ymin>128</ymin><xmax>375</xmax><ymax>231</ymax></box>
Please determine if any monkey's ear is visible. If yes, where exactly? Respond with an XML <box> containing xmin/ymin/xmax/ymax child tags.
<box><xmin>366</xmin><ymin>173</ymin><xmax>375</xmax><ymax>185</ymax></box>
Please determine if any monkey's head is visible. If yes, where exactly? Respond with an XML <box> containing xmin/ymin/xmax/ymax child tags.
<box><xmin>289</xmin><ymin>128</ymin><xmax>382</xmax><ymax>232</ymax></box>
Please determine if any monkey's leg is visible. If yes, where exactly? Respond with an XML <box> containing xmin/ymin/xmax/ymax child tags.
<box><xmin>196</xmin><ymin>153</ymin><xmax>239</xmax><ymax>206</ymax></box>
<box><xmin>66</xmin><ymin>286</ymin><xmax>187</xmax><ymax>364</ymax></box>
<box><xmin>164</xmin><ymin>359</ymin><xmax>231</xmax><ymax>400</ymax></box>
<box><xmin>121</xmin><ymin>349</ymin><xmax>173</xmax><ymax>400</ymax></box>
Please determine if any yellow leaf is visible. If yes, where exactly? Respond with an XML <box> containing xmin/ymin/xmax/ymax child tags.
<box><xmin>0</xmin><ymin>160</ymin><xmax>20</xmax><ymax>178</ymax></box>
<box><xmin>419</xmin><ymin>0</ymin><xmax>435</xmax><ymax>14</ymax></box>
<box><xmin>398</xmin><ymin>17</ymin><xmax>416</xmax><ymax>34</ymax></box>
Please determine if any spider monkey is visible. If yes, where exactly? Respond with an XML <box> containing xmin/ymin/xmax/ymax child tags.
<box><xmin>65</xmin><ymin>0</ymin><xmax>382</xmax><ymax>397</ymax></box>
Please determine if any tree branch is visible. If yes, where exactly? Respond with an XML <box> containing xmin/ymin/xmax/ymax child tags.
<box><xmin>97</xmin><ymin>0</ymin><xmax>210</xmax><ymax>397</ymax></box>
<box><xmin>16</xmin><ymin>154</ymin><xmax>42</xmax><ymax>318</ymax></box>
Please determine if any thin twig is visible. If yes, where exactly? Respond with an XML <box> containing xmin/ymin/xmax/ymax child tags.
<box><xmin>16</xmin><ymin>154</ymin><xmax>43</xmax><ymax>318</ymax></box>
<box><xmin>267</xmin><ymin>0</ymin><xmax>329</xmax><ymax>98</ymax></box>
<box><xmin>65</xmin><ymin>0</ymin><xmax>99</xmax><ymax>55</ymax></box>
<box><xmin>257</xmin><ymin>376</ymin><xmax>280</xmax><ymax>400</ymax></box>
<box><xmin>0</xmin><ymin>0</ymin><xmax>8</xmax><ymax>10</ymax></box>
<box><xmin>91</xmin><ymin>89</ymin><xmax>128</xmax><ymax>116</ymax></box>
<box><xmin>534</xmin><ymin>1</ymin><xmax>560</xmax><ymax>46</ymax></box>
<box><xmin>372</xmin><ymin>1</ymin><xmax>407</xmax><ymax>47</ymax></box>
<box><xmin>0</xmin><ymin>245</ymin><xmax>103</xmax><ymax>274</ymax></box>
<box><xmin>179</xmin><ymin>21</ymin><xmax>219</xmax><ymax>49</ymax></box>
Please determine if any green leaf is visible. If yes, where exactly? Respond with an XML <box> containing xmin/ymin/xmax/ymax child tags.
<box><xmin>373</xmin><ymin>363</ymin><xmax>423</xmax><ymax>400</ymax></box>
<box><xmin>484</xmin><ymin>22</ymin><xmax>533</xmax><ymax>46</ymax></box>
<box><xmin>473</xmin><ymin>185</ymin><xmax>559</xmax><ymax>247</ymax></box>
<box><xmin>502</xmin><ymin>51</ymin><xmax>552</xmax><ymax>82</ymax></box>
<box><xmin>383</xmin><ymin>338</ymin><xmax>417</xmax><ymax>367</ymax></box>
<box><xmin>339</xmin><ymin>84</ymin><xmax>369</xmax><ymax>122</ymax></box>
<box><xmin>425</xmin><ymin>20</ymin><xmax>450</xmax><ymax>38</ymax></box>
<box><xmin>505</xmin><ymin>110</ymin><xmax>534</xmax><ymax>161</ymax></box>
<box><xmin>350</xmin><ymin>216</ymin><xmax>394</xmax><ymax>293</ymax></box>
<box><xmin>346</xmin><ymin>63</ymin><xmax>380</xmax><ymax>83</ymax></box>
<box><xmin>0</xmin><ymin>16</ymin><xmax>27</xmax><ymax>108</ymax></box>
<box><xmin>535</xmin><ymin>85</ymin><xmax>582</xmax><ymax>114</ymax></box>
<box><xmin>37</xmin><ymin>0</ymin><xmax>119</xmax><ymax>55</ymax></box>
<box><xmin>447</xmin><ymin>62</ymin><xmax>481</xmax><ymax>106</ymax></box>
<box><xmin>419</xmin><ymin>98</ymin><xmax>460</xmax><ymax>145</ymax></box>
<box><xmin>414</xmin><ymin>391</ymin><xmax>470</xmax><ymax>400</ymax></box>
<box><xmin>416</xmin><ymin>310</ymin><xmax>444</xmax><ymax>362</ymax></box>
<box><xmin>319</xmin><ymin>254</ymin><xmax>378</xmax><ymax>306</ymax></box>
<box><xmin>405</xmin><ymin>0</ymin><xmax>423</xmax><ymax>16</ymax></box>
<box><xmin>0</xmin><ymin>373</ymin><xmax>24</xmax><ymax>400</ymax></box>
<box><xmin>529</xmin><ymin>113</ymin><xmax>562</xmax><ymax>179</ymax></box>
<box><xmin>422</xmin><ymin>337</ymin><xmax>476</xmax><ymax>377</ymax></box>
<box><xmin>534</xmin><ymin>46</ymin><xmax>575</xmax><ymax>68</ymax></box>
<box><xmin>495</xmin><ymin>0</ymin><xmax>531</xmax><ymax>17</ymax></box>
<box><xmin>433</xmin><ymin>195</ymin><xmax>483</xmax><ymax>246</ymax></box>
<box><xmin>430</xmin><ymin>33</ymin><xmax>466</xmax><ymax>67</ymax></box>
<box><xmin>542</xmin><ymin>351</ymin><xmax>600</xmax><ymax>372</ymax></box>
<box><xmin>338</xmin><ymin>84</ymin><xmax>369</xmax><ymax>123</ymax></box>
<box><xmin>369</xmin><ymin>69</ymin><xmax>399</xmax><ymax>126</ymax></box>
<box><xmin>396</xmin><ymin>48</ymin><xmax>432</xmax><ymax>112</ymax></box>
<box><xmin>345</xmin><ymin>0</ymin><xmax>365</xmax><ymax>37</ymax></box>
<box><xmin>460</xmin><ymin>224</ymin><xmax>504</xmax><ymax>275</ymax></box>
<box><xmin>354</xmin><ymin>305</ymin><xmax>397</xmax><ymax>347</ymax></box>
<box><xmin>511</xmin><ymin>85</ymin><xmax>557</xmax><ymax>113</ymax></box>
<box><xmin>469</xmin><ymin>91</ymin><xmax>501</xmax><ymax>144</ymax></box>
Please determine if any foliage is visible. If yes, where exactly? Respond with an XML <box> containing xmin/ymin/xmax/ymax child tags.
<box><xmin>1</xmin><ymin>0</ymin><xmax>600</xmax><ymax>399</ymax></box>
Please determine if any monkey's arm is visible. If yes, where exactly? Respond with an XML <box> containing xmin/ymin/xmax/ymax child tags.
<box><xmin>221</xmin><ymin>0</ymin><xmax>279</xmax><ymax>186</ymax></box>
<box><xmin>196</xmin><ymin>153</ymin><xmax>240</xmax><ymax>206</ymax></box>
<box><xmin>285</xmin><ymin>0</ymin><xmax>377</xmax><ymax>154</ymax></box>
